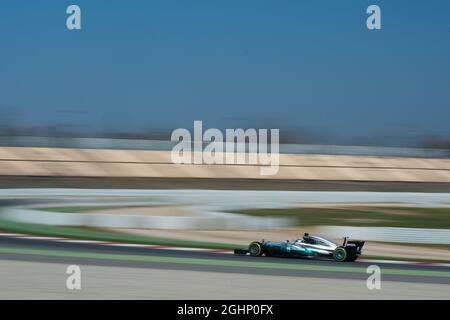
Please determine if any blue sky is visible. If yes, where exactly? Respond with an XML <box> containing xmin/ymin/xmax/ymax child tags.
<box><xmin>0</xmin><ymin>1</ymin><xmax>449</xmax><ymax>144</ymax></box>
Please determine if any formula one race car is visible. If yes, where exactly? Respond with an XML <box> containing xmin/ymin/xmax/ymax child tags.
<box><xmin>234</xmin><ymin>233</ymin><xmax>365</xmax><ymax>262</ymax></box>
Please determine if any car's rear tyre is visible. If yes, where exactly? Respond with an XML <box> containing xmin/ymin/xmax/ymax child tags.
<box><xmin>333</xmin><ymin>247</ymin><xmax>347</xmax><ymax>262</ymax></box>
<box><xmin>248</xmin><ymin>242</ymin><xmax>263</xmax><ymax>257</ymax></box>
<box><xmin>347</xmin><ymin>252</ymin><xmax>358</xmax><ymax>262</ymax></box>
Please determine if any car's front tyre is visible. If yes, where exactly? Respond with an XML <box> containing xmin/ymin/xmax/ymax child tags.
<box><xmin>248</xmin><ymin>241</ymin><xmax>264</xmax><ymax>257</ymax></box>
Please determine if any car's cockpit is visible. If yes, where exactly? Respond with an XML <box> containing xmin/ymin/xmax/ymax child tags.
<box><xmin>292</xmin><ymin>233</ymin><xmax>338</xmax><ymax>248</ymax></box>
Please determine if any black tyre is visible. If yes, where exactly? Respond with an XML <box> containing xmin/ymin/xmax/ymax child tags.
<box><xmin>333</xmin><ymin>247</ymin><xmax>347</xmax><ymax>262</ymax></box>
<box><xmin>347</xmin><ymin>252</ymin><xmax>358</xmax><ymax>262</ymax></box>
<box><xmin>248</xmin><ymin>242</ymin><xmax>264</xmax><ymax>257</ymax></box>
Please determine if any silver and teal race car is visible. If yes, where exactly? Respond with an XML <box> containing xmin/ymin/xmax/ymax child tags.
<box><xmin>234</xmin><ymin>233</ymin><xmax>365</xmax><ymax>262</ymax></box>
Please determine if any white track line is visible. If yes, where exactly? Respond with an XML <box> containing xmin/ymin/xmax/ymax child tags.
<box><xmin>359</xmin><ymin>259</ymin><xmax>450</xmax><ymax>268</ymax></box>
<box><xmin>0</xmin><ymin>233</ymin><xmax>232</xmax><ymax>253</ymax></box>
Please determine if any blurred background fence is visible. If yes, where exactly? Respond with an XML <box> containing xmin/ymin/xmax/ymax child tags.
<box><xmin>0</xmin><ymin>136</ymin><xmax>449</xmax><ymax>182</ymax></box>
<box><xmin>0</xmin><ymin>136</ymin><xmax>449</xmax><ymax>158</ymax></box>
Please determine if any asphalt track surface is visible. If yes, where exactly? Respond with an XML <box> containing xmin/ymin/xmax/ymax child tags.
<box><xmin>1</xmin><ymin>236</ymin><xmax>449</xmax><ymax>299</ymax></box>
<box><xmin>1</xmin><ymin>236</ymin><xmax>449</xmax><ymax>284</ymax></box>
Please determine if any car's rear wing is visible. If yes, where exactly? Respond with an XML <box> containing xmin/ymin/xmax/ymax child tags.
<box><xmin>343</xmin><ymin>237</ymin><xmax>365</xmax><ymax>254</ymax></box>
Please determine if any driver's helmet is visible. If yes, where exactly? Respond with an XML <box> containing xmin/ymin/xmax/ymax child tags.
<box><xmin>302</xmin><ymin>233</ymin><xmax>314</xmax><ymax>244</ymax></box>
